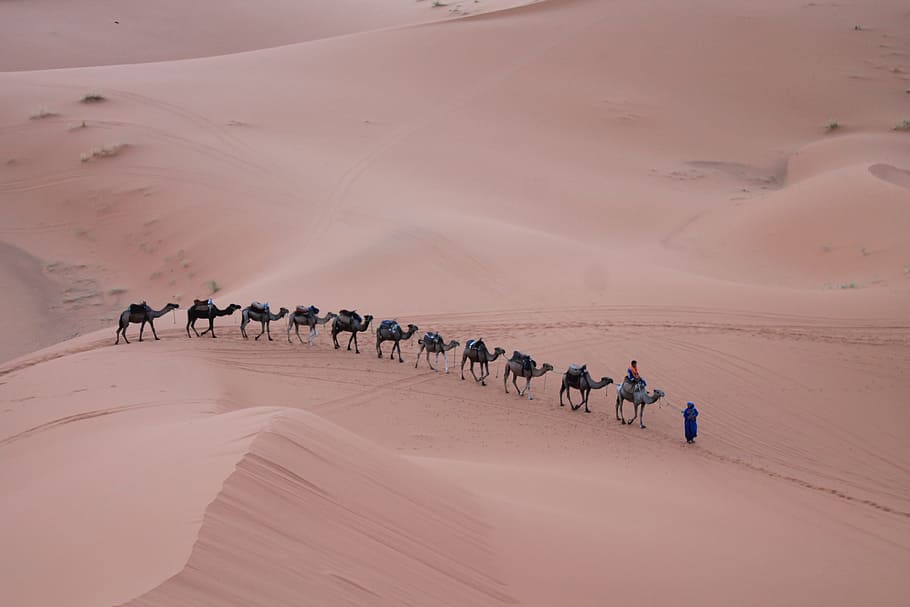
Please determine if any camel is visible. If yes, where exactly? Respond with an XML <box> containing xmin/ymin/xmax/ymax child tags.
<box><xmin>559</xmin><ymin>365</ymin><xmax>614</xmax><ymax>413</ymax></box>
<box><xmin>240</xmin><ymin>302</ymin><xmax>289</xmax><ymax>341</ymax></box>
<box><xmin>186</xmin><ymin>299</ymin><xmax>241</xmax><ymax>338</ymax></box>
<box><xmin>503</xmin><ymin>351</ymin><xmax>554</xmax><ymax>400</ymax></box>
<box><xmin>460</xmin><ymin>338</ymin><xmax>506</xmax><ymax>385</ymax></box>
<box><xmin>615</xmin><ymin>378</ymin><xmax>666</xmax><ymax>428</ymax></box>
<box><xmin>287</xmin><ymin>306</ymin><xmax>337</xmax><ymax>345</ymax></box>
<box><xmin>415</xmin><ymin>332</ymin><xmax>459</xmax><ymax>373</ymax></box>
<box><xmin>375</xmin><ymin>320</ymin><xmax>419</xmax><ymax>362</ymax></box>
<box><xmin>331</xmin><ymin>310</ymin><xmax>374</xmax><ymax>353</ymax></box>
<box><xmin>115</xmin><ymin>301</ymin><xmax>179</xmax><ymax>344</ymax></box>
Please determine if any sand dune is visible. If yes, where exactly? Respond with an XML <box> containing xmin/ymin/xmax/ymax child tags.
<box><xmin>1</xmin><ymin>0</ymin><xmax>909</xmax><ymax>605</ymax></box>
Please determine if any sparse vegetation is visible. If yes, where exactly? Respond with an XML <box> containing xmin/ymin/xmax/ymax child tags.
<box><xmin>81</xmin><ymin>92</ymin><xmax>106</xmax><ymax>103</ymax></box>
<box><xmin>432</xmin><ymin>0</ymin><xmax>447</xmax><ymax>6</ymax></box>
<box><xmin>861</xmin><ymin>247</ymin><xmax>870</xmax><ymax>256</ymax></box>
<box><xmin>30</xmin><ymin>107</ymin><xmax>57</xmax><ymax>120</ymax></box>
<box><xmin>108</xmin><ymin>287</ymin><xmax>128</xmax><ymax>296</ymax></box>
<box><xmin>894</xmin><ymin>119</ymin><xmax>910</xmax><ymax>131</ymax></box>
<box><xmin>839</xmin><ymin>282</ymin><xmax>858</xmax><ymax>289</ymax></box>
<box><xmin>820</xmin><ymin>244</ymin><xmax>831</xmax><ymax>253</ymax></box>
<box><xmin>825</xmin><ymin>120</ymin><xmax>840</xmax><ymax>132</ymax></box>
<box><xmin>80</xmin><ymin>143</ymin><xmax>126</xmax><ymax>162</ymax></box>
<box><xmin>207</xmin><ymin>280</ymin><xmax>221</xmax><ymax>295</ymax></box>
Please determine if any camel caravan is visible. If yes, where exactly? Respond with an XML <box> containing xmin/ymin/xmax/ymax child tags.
<box><xmin>115</xmin><ymin>299</ymin><xmax>667</xmax><ymax>427</ymax></box>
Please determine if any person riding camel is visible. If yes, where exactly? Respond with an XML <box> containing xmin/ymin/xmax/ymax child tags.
<box><xmin>627</xmin><ymin>360</ymin><xmax>647</xmax><ymax>388</ymax></box>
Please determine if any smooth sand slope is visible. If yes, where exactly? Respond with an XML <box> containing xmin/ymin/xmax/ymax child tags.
<box><xmin>1</xmin><ymin>0</ymin><xmax>909</xmax><ymax>605</ymax></box>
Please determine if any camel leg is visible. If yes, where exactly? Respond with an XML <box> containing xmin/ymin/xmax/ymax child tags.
<box><xmin>266</xmin><ymin>320</ymin><xmax>273</xmax><ymax>341</ymax></box>
<box><xmin>116</xmin><ymin>323</ymin><xmax>128</xmax><ymax>344</ymax></box>
<box><xmin>559</xmin><ymin>382</ymin><xmax>566</xmax><ymax>407</ymax></box>
<box><xmin>503</xmin><ymin>366</ymin><xmax>510</xmax><ymax>394</ymax></box>
<box><xmin>512</xmin><ymin>374</ymin><xmax>521</xmax><ymax>396</ymax></box>
<box><xmin>616</xmin><ymin>395</ymin><xmax>627</xmax><ymax>424</ymax></box>
<box><xmin>149</xmin><ymin>318</ymin><xmax>160</xmax><ymax>340</ymax></box>
<box><xmin>470</xmin><ymin>362</ymin><xmax>483</xmax><ymax>384</ymax></box>
<box><xmin>349</xmin><ymin>332</ymin><xmax>360</xmax><ymax>354</ymax></box>
<box><xmin>186</xmin><ymin>318</ymin><xmax>192</xmax><ymax>338</ymax></box>
<box><xmin>333</xmin><ymin>328</ymin><xmax>341</xmax><ymax>349</ymax></box>
<box><xmin>442</xmin><ymin>351</ymin><xmax>449</xmax><ymax>374</ymax></box>
<box><xmin>376</xmin><ymin>336</ymin><xmax>383</xmax><ymax>359</ymax></box>
<box><xmin>639</xmin><ymin>405</ymin><xmax>646</xmax><ymax>429</ymax></box>
<box><xmin>208</xmin><ymin>317</ymin><xmax>217</xmax><ymax>338</ymax></box>
<box><xmin>460</xmin><ymin>355</ymin><xmax>467</xmax><ymax>380</ymax></box>
<box><xmin>415</xmin><ymin>345</ymin><xmax>423</xmax><ymax>369</ymax></box>
<box><xmin>427</xmin><ymin>350</ymin><xmax>437</xmax><ymax>372</ymax></box>
<box><xmin>395</xmin><ymin>341</ymin><xmax>404</xmax><ymax>363</ymax></box>
<box><xmin>525</xmin><ymin>377</ymin><xmax>533</xmax><ymax>400</ymax></box>
<box><xmin>138</xmin><ymin>320</ymin><xmax>146</xmax><ymax>342</ymax></box>
<box><xmin>255</xmin><ymin>320</ymin><xmax>265</xmax><ymax>341</ymax></box>
<box><xmin>583</xmin><ymin>389</ymin><xmax>591</xmax><ymax>414</ymax></box>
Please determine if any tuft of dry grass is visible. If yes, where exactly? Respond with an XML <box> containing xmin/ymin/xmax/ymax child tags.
<box><xmin>80</xmin><ymin>143</ymin><xmax>126</xmax><ymax>162</ymax></box>
<box><xmin>894</xmin><ymin>119</ymin><xmax>910</xmax><ymax>131</ymax></box>
<box><xmin>81</xmin><ymin>92</ymin><xmax>106</xmax><ymax>103</ymax></box>
<box><xmin>825</xmin><ymin>120</ymin><xmax>840</xmax><ymax>133</ymax></box>
<box><xmin>207</xmin><ymin>280</ymin><xmax>221</xmax><ymax>295</ymax></box>
<box><xmin>30</xmin><ymin>107</ymin><xmax>57</xmax><ymax>120</ymax></box>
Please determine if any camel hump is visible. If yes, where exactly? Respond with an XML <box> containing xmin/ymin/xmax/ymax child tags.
<box><xmin>339</xmin><ymin>309</ymin><xmax>361</xmax><ymax>322</ymax></box>
<box><xmin>567</xmin><ymin>364</ymin><xmax>586</xmax><ymax>376</ymax></box>
<box><xmin>296</xmin><ymin>305</ymin><xmax>318</xmax><ymax>315</ymax></box>
<box><xmin>129</xmin><ymin>302</ymin><xmax>148</xmax><ymax>314</ymax></box>
<box><xmin>467</xmin><ymin>338</ymin><xmax>484</xmax><ymax>350</ymax></box>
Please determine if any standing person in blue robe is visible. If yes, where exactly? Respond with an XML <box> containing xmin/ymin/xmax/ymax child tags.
<box><xmin>683</xmin><ymin>401</ymin><xmax>698</xmax><ymax>443</ymax></box>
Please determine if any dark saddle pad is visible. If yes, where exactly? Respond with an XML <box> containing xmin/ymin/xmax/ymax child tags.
<box><xmin>129</xmin><ymin>303</ymin><xmax>148</xmax><ymax>314</ymax></box>
<box><xmin>339</xmin><ymin>309</ymin><xmax>362</xmax><ymax>323</ymax></box>
<box><xmin>250</xmin><ymin>301</ymin><xmax>269</xmax><ymax>313</ymax></box>
<box><xmin>380</xmin><ymin>319</ymin><xmax>401</xmax><ymax>334</ymax></box>
<box><xmin>466</xmin><ymin>338</ymin><xmax>484</xmax><ymax>351</ymax></box>
<box><xmin>566</xmin><ymin>364</ymin><xmax>587</xmax><ymax>377</ymax></box>
<box><xmin>296</xmin><ymin>305</ymin><xmax>318</xmax><ymax>316</ymax></box>
<box><xmin>511</xmin><ymin>351</ymin><xmax>535</xmax><ymax>371</ymax></box>
<box><xmin>192</xmin><ymin>299</ymin><xmax>213</xmax><ymax>313</ymax></box>
<box><xmin>424</xmin><ymin>332</ymin><xmax>443</xmax><ymax>345</ymax></box>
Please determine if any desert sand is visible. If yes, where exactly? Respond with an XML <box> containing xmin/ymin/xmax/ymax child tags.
<box><xmin>1</xmin><ymin>0</ymin><xmax>908</xmax><ymax>605</ymax></box>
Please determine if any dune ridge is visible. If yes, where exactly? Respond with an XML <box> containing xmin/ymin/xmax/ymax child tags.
<box><xmin>123</xmin><ymin>408</ymin><xmax>514</xmax><ymax>607</ymax></box>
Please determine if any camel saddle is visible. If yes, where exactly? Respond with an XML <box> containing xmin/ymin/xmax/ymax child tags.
<box><xmin>511</xmin><ymin>351</ymin><xmax>535</xmax><ymax>372</ymax></box>
<box><xmin>296</xmin><ymin>305</ymin><xmax>318</xmax><ymax>316</ymax></box>
<box><xmin>250</xmin><ymin>301</ymin><xmax>269</xmax><ymax>313</ymax></box>
<box><xmin>466</xmin><ymin>338</ymin><xmax>484</xmax><ymax>351</ymax></box>
<box><xmin>129</xmin><ymin>302</ymin><xmax>148</xmax><ymax>314</ymax></box>
<box><xmin>339</xmin><ymin>309</ymin><xmax>362</xmax><ymax>323</ymax></box>
<box><xmin>566</xmin><ymin>364</ymin><xmax>587</xmax><ymax>377</ymax></box>
<box><xmin>192</xmin><ymin>299</ymin><xmax>214</xmax><ymax>313</ymax></box>
<box><xmin>380</xmin><ymin>319</ymin><xmax>402</xmax><ymax>337</ymax></box>
<box><xmin>424</xmin><ymin>332</ymin><xmax>443</xmax><ymax>346</ymax></box>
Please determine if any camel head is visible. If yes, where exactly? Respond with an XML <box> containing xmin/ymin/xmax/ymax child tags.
<box><xmin>278</xmin><ymin>307</ymin><xmax>289</xmax><ymax>314</ymax></box>
<box><xmin>450</xmin><ymin>339</ymin><xmax>461</xmax><ymax>348</ymax></box>
<box><xmin>325</xmin><ymin>312</ymin><xmax>338</xmax><ymax>319</ymax></box>
<box><xmin>653</xmin><ymin>388</ymin><xmax>666</xmax><ymax>399</ymax></box>
<box><xmin>226</xmin><ymin>304</ymin><xmax>242</xmax><ymax>313</ymax></box>
<box><xmin>406</xmin><ymin>323</ymin><xmax>419</xmax><ymax>333</ymax></box>
<box><xmin>165</xmin><ymin>302</ymin><xmax>180</xmax><ymax>310</ymax></box>
<box><xmin>602</xmin><ymin>377</ymin><xmax>614</xmax><ymax>385</ymax></box>
<box><xmin>493</xmin><ymin>347</ymin><xmax>507</xmax><ymax>356</ymax></box>
<box><xmin>363</xmin><ymin>314</ymin><xmax>375</xmax><ymax>327</ymax></box>
<box><xmin>541</xmin><ymin>363</ymin><xmax>555</xmax><ymax>372</ymax></box>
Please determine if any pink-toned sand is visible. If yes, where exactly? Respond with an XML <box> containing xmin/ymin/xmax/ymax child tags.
<box><xmin>1</xmin><ymin>0</ymin><xmax>908</xmax><ymax>605</ymax></box>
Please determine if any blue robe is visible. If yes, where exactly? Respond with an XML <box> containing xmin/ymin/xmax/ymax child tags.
<box><xmin>683</xmin><ymin>406</ymin><xmax>698</xmax><ymax>441</ymax></box>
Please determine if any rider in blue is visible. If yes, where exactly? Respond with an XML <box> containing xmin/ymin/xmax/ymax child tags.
<box><xmin>683</xmin><ymin>401</ymin><xmax>698</xmax><ymax>443</ymax></box>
